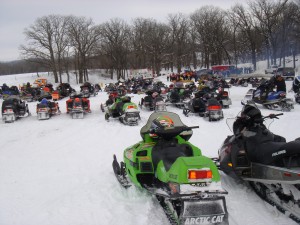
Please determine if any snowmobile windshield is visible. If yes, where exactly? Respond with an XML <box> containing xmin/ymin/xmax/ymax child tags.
<box><xmin>140</xmin><ymin>111</ymin><xmax>192</xmax><ymax>139</ymax></box>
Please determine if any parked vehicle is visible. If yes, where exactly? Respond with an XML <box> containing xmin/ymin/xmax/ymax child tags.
<box><xmin>242</xmin><ymin>80</ymin><xmax>294</xmax><ymax>111</ymax></box>
<box><xmin>275</xmin><ymin>67</ymin><xmax>295</xmax><ymax>80</ymax></box>
<box><xmin>66</xmin><ymin>93</ymin><xmax>91</xmax><ymax>119</ymax></box>
<box><xmin>219</xmin><ymin>103</ymin><xmax>300</xmax><ymax>223</ymax></box>
<box><xmin>265</xmin><ymin>65</ymin><xmax>278</xmax><ymax>74</ymax></box>
<box><xmin>2</xmin><ymin>96</ymin><xmax>30</xmax><ymax>123</ymax></box>
<box><xmin>36</xmin><ymin>99</ymin><xmax>61</xmax><ymax>120</ymax></box>
<box><xmin>101</xmin><ymin>95</ymin><xmax>140</xmax><ymax>125</ymax></box>
<box><xmin>113</xmin><ymin>111</ymin><xmax>228</xmax><ymax>225</ymax></box>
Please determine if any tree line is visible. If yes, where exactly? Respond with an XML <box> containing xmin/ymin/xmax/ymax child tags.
<box><xmin>1</xmin><ymin>0</ymin><xmax>300</xmax><ymax>83</ymax></box>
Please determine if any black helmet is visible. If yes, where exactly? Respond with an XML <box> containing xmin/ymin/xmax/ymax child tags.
<box><xmin>242</xmin><ymin>103</ymin><xmax>262</xmax><ymax>121</ymax></box>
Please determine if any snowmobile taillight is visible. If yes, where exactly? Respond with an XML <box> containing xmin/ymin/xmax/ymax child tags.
<box><xmin>207</xmin><ymin>105</ymin><xmax>221</xmax><ymax>111</ymax></box>
<box><xmin>188</xmin><ymin>169</ymin><xmax>212</xmax><ymax>181</ymax></box>
<box><xmin>284</xmin><ymin>172</ymin><xmax>292</xmax><ymax>177</ymax></box>
<box><xmin>127</xmin><ymin>105</ymin><xmax>136</xmax><ymax>109</ymax></box>
<box><xmin>222</xmin><ymin>92</ymin><xmax>228</xmax><ymax>97</ymax></box>
<box><xmin>280</xmin><ymin>92</ymin><xmax>286</xmax><ymax>97</ymax></box>
<box><xmin>4</xmin><ymin>109</ymin><xmax>13</xmax><ymax>113</ymax></box>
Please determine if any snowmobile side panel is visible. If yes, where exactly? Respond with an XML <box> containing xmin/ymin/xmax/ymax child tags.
<box><xmin>243</xmin><ymin>163</ymin><xmax>300</xmax><ymax>184</ymax></box>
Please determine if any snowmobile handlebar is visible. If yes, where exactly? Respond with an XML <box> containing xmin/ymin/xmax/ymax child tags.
<box><xmin>263</xmin><ymin>113</ymin><xmax>283</xmax><ymax>120</ymax></box>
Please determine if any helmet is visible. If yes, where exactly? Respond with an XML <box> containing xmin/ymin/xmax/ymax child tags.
<box><xmin>242</xmin><ymin>103</ymin><xmax>262</xmax><ymax>121</ymax></box>
<box><xmin>75</xmin><ymin>98</ymin><xmax>80</xmax><ymax>102</ymax></box>
<box><xmin>150</xmin><ymin>115</ymin><xmax>174</xmax><ymax>138</ymax></box>
<box><xmin>41</xmin><ymin>98</ymin><xmax>48</xmax><ymax>104</ymax></box>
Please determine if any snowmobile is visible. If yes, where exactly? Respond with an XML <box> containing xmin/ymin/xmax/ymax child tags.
<box><xmin>140</xmin><ymin>91</ymin><xmax>167</xmax><ymax>112</ymax></box>
<box><xmin>218</xmin><ymin>103</ymin><xmax>300</xmax><ymax>223</ymax></box>
<box><xmin>80</xmin><ymin>82</ymin><xmax>97</xmax><ymax>98</ymax></box>
<box><xmin>295</xmin><ymin>91</ymin><xmax>300</xmax><ymax>104</ymax></box>
<box><xmin>66</xmin><ymin>93</ymin><xmax>91</xmax><ymax>119</ymax></box>
<box><xmin>215</xmin><ymin>88</ymin><xmax>232</xmax><ymax>109</ymax></box>
<box><xmin>2</xmin><ymin>85</ymin><xmax>20</xmax><ymax>100</ymax></box>
<box><xmin>182</xmin><ymin>92</ymin><xmax>206</xmax><ymax>117</ymax></box>
<box><xmin>1</xmin><ymin>96</ymin><xmax>30</xmax><ymax>123</ymax></box>
<box><xmin>293</xmin><ymin>75</ymin><xmax>300</xmax><ymax>104</ymax></box>
<box><xmin>56</xmin><ymin>83</ymin><xmax>75</xmax><ymax>98</ymax></box>
<box><xmin>204</xmin><ymin>98</ymin><xmax>224</xmax><ymax>122</ymax></box>
<box><xmin>20</xmin><ymin>90</ymin><xmax>35</xmax><ymax>102</ymax></box>
<box><xmin>242</xmin><ymin>81</ymin><xmax>294</xmax><ymax>111</ymax></box>
<box><xmin>36</xmin><ymin>99</ymin><xmax>61</xmax><ymax>120</ymax></box>
<box><xmin>101</xmin><ymin>95</ymin><xmax>141</xmax><ymax>125</ymax></box>
<box><xmin>165</xmin><ymin>87</ymin><xmax>192</xmax><ymax>109</ymax></box>
<box><xmin>113</xmin><ymin>111</ymin><xmax>228</xmax><ymax>225</ymax></box>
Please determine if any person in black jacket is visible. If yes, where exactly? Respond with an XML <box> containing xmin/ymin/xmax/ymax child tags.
<box><xmin>270</xmin><ymin>74</ymin><xmax>286</xmax><ymax>92</ymax></box>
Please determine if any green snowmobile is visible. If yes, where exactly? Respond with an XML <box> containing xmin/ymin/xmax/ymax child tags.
<box><xmin>113</xmin><ymin>111</ymin><xmax>228</xmax><ymax>225</ymax></box>
<box><xmin>101</xmin><ymin>95</ymin><xmax>141</xmax><ymax>125</ymax></box>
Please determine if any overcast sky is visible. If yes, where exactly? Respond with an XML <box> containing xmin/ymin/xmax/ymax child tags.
<box><xmin>0</xmin><ymin>0</ymin><xmax>242</xmax><ymax>62</ymax></box>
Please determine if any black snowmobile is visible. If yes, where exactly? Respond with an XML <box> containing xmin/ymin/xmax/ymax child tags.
<box><xmin>166</xmin><ymin>87</ymin><xmax>192</xmax><ymax>109</ymax></box>
<box><xmin>183</xmin><ymin>91</ymin><xmax>206</xmax><ymax>117</ymax></box>
<box><xmin>218</xmin><ymin>103</ymin><xmax>300</xmax><ymax>223</ymax></box>
<box><xmin>2</xmin><ymin>96</ymin><xmax>30</xmax><ymax>123</ymax></box>
<box><xmin>80</xmin><ymin>82</ymin><xmax>97</xmax><ymax>98</ymax></box>
<box><xmin>293</xmin><ymin>75</ymin><xmax>300</xmax><ymax>104</ymax></box>
<box><xmin>140</xmin><ymin>90</ymin><xmax>167</xmax><ymax>111</ymax></box>
<box><xmin>56</xmin><ymin>83</ymin><xmax>75</xmax><ymax>98</ymax></box>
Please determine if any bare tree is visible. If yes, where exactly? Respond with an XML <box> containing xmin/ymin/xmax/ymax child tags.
<box><xmin>191</xmin><ymin>6</ymin><xmax>230</xmax><ymax>68</ymax></box>
<box><xmin>131</xmin><ymin>18</ymin><xmax>153</xmax><ymax>69</ymax></box>
<box><xmin>20</xmin><ymin>15</ymin><xmax>68</xmax><ymax>83</ymax></box>
<box><xmin>67</xmin><ymin>16</ymin><xmax>101</xmax><ymax>83</ymax></box>
<box><xmin>144</xmin><ymin>21</ymin><xmax>170</xmax><ymax>76</ymax></box>
<box><xmin>100</xmin><ymin>18</ymin><xmax>131</xmax><ymax>80</ymax></box>
<box><xmin>249</xmin><ymin>0</ymin><xmax>289</xmax><ymax>67</ymax></box>
<box><xmin>230</xmin><ymin>4</ymin><xmax>263</xmax><ymax>70</ymax></box>
<box><xmin>167</xmin><ymin>13</ymin><xmax>190</xmax><ymax>73</ymax></box>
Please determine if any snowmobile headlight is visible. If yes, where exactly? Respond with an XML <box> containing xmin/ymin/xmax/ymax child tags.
<box><xmin>188</xmin><ymin>169</ymin><xmax>212</xmax><ymax>181</ymax></box>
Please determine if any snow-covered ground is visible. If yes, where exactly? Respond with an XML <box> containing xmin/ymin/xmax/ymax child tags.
<box><xmin>0</xmin><ymin>72</ymin><xmax>299</xmax><ymax>225</ymax></box>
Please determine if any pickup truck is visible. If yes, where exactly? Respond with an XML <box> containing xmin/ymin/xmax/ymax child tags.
<box><xmin>265</xmin><ymin>65</ymin><xmax>278</xmax><ymax>74</ymax></box>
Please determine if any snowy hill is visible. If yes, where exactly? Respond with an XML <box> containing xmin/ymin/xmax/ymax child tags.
<box><xmin>0</xmin><ymin>72</ymin><xmax>299</xmax><ymax>225</ymax></box>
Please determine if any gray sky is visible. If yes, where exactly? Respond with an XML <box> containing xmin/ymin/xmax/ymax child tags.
<box><xmin>0</xmin><ymin>0</ymin><xmax>242</xmax><ymax>62</ymax></box>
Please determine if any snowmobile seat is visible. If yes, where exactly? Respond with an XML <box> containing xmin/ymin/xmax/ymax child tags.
<box><xmin>250</xmin><ymin>140</ymin><xmax>300</xmax><ymax>166</ymax></box>
<box><xmin>192</xmin><ymin>98</ymin><xmax>205</xmax><ymax>113</ymax></box>
<box><xmin>170</xmin><ymin>91</ymin><xmax>180</xmax><ymax>103</ymax></box>
<box><xmin>144</xmin><ymin>95</ymin><xmax>152</xmax><ymax>104</ymax></box>
<box><xmin>152</xmin><ymin>141</ymin><xmax>193</xmax><ymax>171</ymax></box>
